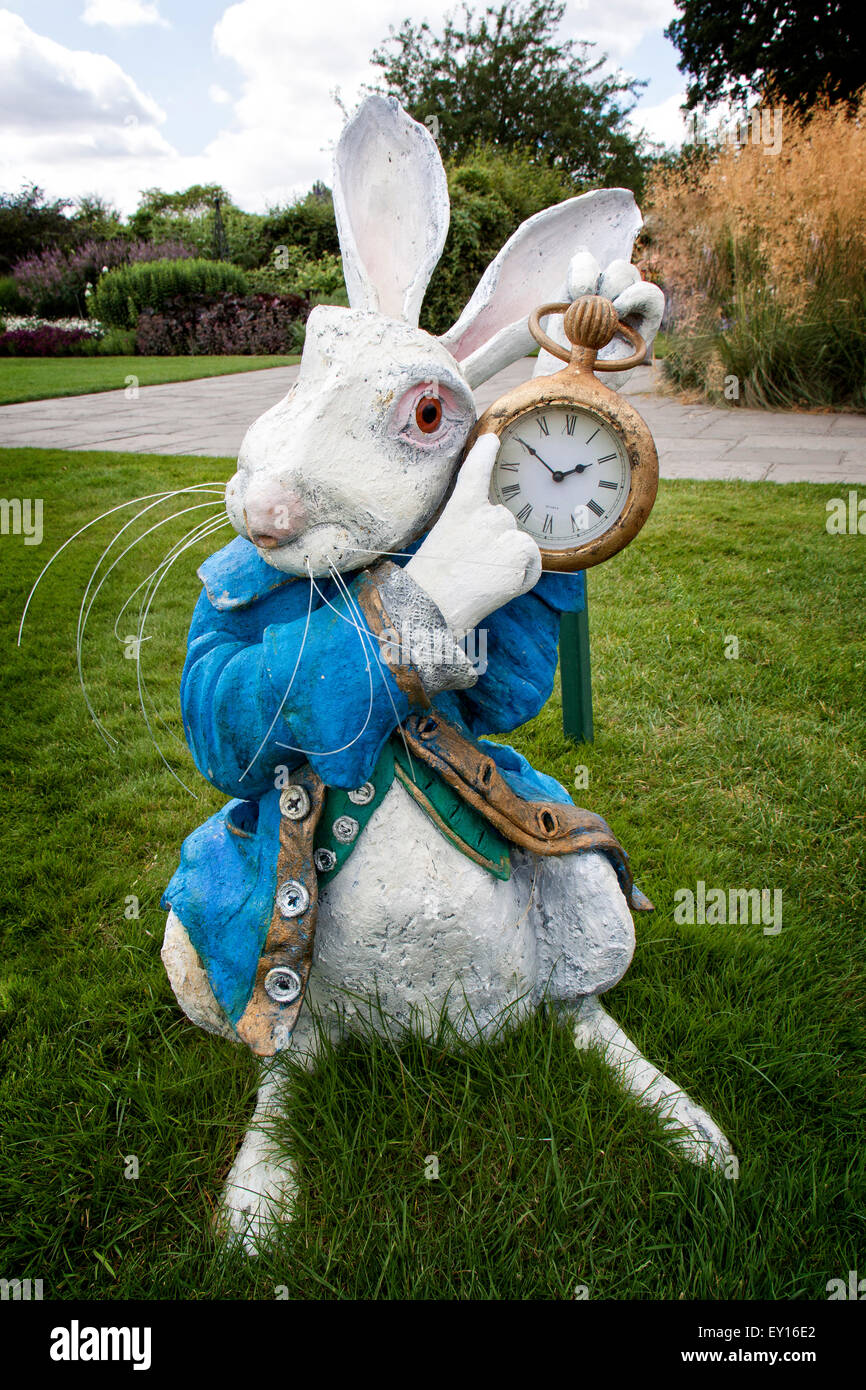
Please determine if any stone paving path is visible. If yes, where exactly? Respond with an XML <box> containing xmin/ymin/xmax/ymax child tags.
<box><xmin>1</xmin><ymin>359</ymin><xmax>864</xmax><ymax>482</ymax></box>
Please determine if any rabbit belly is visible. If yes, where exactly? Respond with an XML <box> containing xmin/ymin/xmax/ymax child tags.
<box><xmin>310</xmin><ymin>779</ymin><xmax>538</xmax><ymax>1037</ymax></box>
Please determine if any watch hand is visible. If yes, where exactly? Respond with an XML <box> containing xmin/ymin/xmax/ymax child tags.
<box><xmin>515</xmin><ymin>436</ymin><xmax>557</xmax><ymax>475</ymax></box>
<box><xmin>561</xmin><ymin>460</ymin><xmax>594</xmax><ymax>476</ymax></box>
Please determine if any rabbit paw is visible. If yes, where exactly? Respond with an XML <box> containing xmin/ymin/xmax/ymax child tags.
<box><xmin>655</xmin><ymin>1092</ymin><xmax>736</xmax><ymax>1173</ymax></box>
<box><xmin>534</xmin><ymin>249</ymin><xmax>665</xmax><ymax>385</ymax></box>
<box><xmin>572</xmin><ymin>997</ymin><xmax>735</xmax><ymax>1174</ymax></box>
<box><xmin>219</xmin><ymin>1127</ymin><xmax>298</xmax><ymax>1253</ymax></box>
<box><xmin>406</xmin><ymin>432</ymin><xmax>542</xmax><ymax>633</ymax></box>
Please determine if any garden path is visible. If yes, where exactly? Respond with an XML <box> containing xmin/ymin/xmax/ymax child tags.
<box><xmin>1</xmin><ymin>360</ymin><xmax>864</xmax><ymax>483</ymax></box>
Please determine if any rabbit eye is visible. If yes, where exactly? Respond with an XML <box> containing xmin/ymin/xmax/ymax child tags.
<box><xmin>415</xmin><ymin>395</ymin><xmax>442</xmax><ymax>433</ymax></box>
<box><xmin>391</xmin><ymin>378</ymin><xmax>470</xmax><ymax>451</ymax></box>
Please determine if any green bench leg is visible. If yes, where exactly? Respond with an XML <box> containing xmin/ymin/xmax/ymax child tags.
<box><xmin>560</xmin><ymin>588</ymin><xmax>594</xmax><ymax>744</ymax></box>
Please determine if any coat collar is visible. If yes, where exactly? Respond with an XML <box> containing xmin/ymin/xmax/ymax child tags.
<box><xmin>197</xmin><ymin>536</ymin><xmax>298</xmax><ymax>611</ymax></box>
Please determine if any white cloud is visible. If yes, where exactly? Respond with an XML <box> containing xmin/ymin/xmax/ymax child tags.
<box><xmin>0</xmin><ymin>10</ymin><xmax>166</xmax><ymax>132</ymax></box>
<box><xmin>561</xmin><ymin>0</ymin><xmax>678</xmax><ymax>63</ymax></box>
<box><xmin>0</xmin><ymin>9</ymin><xmax>175</xmax><ymax>207</ymax></box>
<box><xmin>0</xmin><ymin>1</ymin><xmax>682</xmax><ymax>215</ymax></box>
<box><xmin>81</xmin><ymin>0</ymin><xmax>170</xmax><ymax>28</ymax></box>
<box><xmin>631</xmin><ymin>89</ymin><xmax>690</xmax><ymax>148</ymax></box>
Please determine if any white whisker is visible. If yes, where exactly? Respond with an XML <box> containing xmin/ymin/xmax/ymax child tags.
<box><xmin>131</xmin><ymin>516</ymin><xmax>233</xmax><ymax>750</ymax></box>
<box><xmin>132</xmin><ymin>516</ymin><xmax>233</xmax><ymax>797</ymax></box>
<box><xmin>237</xmin><ymin>572</ymin><xmax>314</xmax><ymax>783</ymax></box>
<box><xmin>113</xmin><ymin>510</ymin><xmax>225</xmax><ymax>643</ymax></box>
<box><xmin>338</xmin><ymin>544</ymin><xmax>528</xmax><ymax>570</ymax></box>
<box><xmin>17</xmin><ymin>483</ymin><xmax>226</xmax><ymax>646</ymax></box>
<box><xmin>77</xmin><ymin>500</ymin><xmax>227</xmax><ymax>747</ymax></box>
<box><xmin>327</xmin><ymin>560</ymin><xmax>417</xmax><ymax>786</ymax></box>
<box><xmin>270</xmin><ymin>560</ymin><xmax>377</xmax><ymax>761</ymax></box>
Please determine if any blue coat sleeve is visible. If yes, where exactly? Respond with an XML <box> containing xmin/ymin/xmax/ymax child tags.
<box><xmin>447</xmin><ymin>570</ymin><xmax>585</xmax><ymax>736</ymax></box>
<box><xmin>180</xmin><ymin>575</ymin><xmax>411</xmax><ymax>798</ymax></box>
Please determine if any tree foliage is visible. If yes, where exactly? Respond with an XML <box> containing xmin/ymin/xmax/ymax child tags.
<box><xmin>128</xmin><ymin>184</ymin><xmax>269</xmax><ymax>269</ymax></box>
<box><xmin>261</xmin><ymin>185</ymin><xmax>341</xmax><ymax>263</ymax></box>
<box><xmin>666</xmin><ymin>0</ymin><xmax>866</xmax><ymax>113</ymax></box>
<box><xmin>421</xmin><ymin>145</ymin><xmax>574</xmax><ymax>334</ymax></box>
<box><xmin>0</xmin><ymin>185</ymin><xmax>75</xmax><ymax>275</ymax></box>
<box><xmin>372</xmin><ymin>0</ymin><xmax>648</xmax><ymax>194</ymax></box>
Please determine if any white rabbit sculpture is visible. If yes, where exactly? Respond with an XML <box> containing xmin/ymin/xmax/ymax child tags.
<box><xmin>158</xmin><ymin>95</ymin><xmax>733</xmax><ymax>1249</ymax></box>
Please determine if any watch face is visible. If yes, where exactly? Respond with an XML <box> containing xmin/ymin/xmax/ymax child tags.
<box><xmin>490</xmin><ymin>406</ymin><xmax>630</xmax><ymax>548</ymax></box>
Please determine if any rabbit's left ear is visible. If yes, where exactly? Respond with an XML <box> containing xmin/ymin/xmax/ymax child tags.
<box><xmin>439</xmin><ymin>188</ymin><xmax>643</xmax><ymax>387</ymax></box>
<box><xmin>333</xmin><ymin>94</ymin><xmax>449</xmax><ymax>325</ymax></box>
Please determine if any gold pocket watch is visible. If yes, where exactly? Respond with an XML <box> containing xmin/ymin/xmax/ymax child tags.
<box><xmin>468</xmin><ymin>294</ymin><xmax>659</xmax><ymax>571</ymax></box>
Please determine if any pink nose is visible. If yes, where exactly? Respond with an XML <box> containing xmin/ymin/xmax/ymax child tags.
<box><xmin>243</xmin><ymin>482</ymin><xmax>306</xmax><ymax>549</ymax></box>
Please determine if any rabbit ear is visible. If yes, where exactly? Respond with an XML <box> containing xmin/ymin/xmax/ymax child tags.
<box><xmin>333</xmin><ymin>94</ymin><xmax>449</xmax><ymax>325</ymax></box>
<box><xmin>439</xmin><ymin>189</ymin><xmax>643</xmax><ymax>387</ymax></box>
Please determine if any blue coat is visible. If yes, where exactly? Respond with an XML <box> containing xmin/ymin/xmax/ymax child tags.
<box><xmin>162</xmin><ymin>536</ymin><xmax>585</xmax><ymax>1029</ymax></box>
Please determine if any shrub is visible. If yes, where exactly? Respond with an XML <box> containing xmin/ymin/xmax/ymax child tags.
<box><xmin>262</xmin><ymin>185</ymin><xmax>340</xmax><ymax>261</ymax></box>
<box><xmin>91</xmin><ymin>258</ymin><xmax>248</xmax><ymax>329</ymax></box>
<box><xmin>247</xmin><ymin>250</ymin><xmax>346</xmax><ymax>302</ymax></box>
<box><xmin>135</xmin><ymin>291</ymin><xmax>311</xmax><ymax>355</ymax></box>
<box><xmin>96</xmin><ymin>326</ymin><xmax>137</xmax><ymax>355</ymax></box>
<box><xmin>12</xmin><ymin>238</ymin><xmax>195</xmax><ymax>318</ymax></box>
<box><xmin>0</xmin><ymin>275</ymin><xmax>26</xmax><ymax>313</ymax></box>
<box><xmin>0</xmin><ymin>324</ymin><xmax>92</xmax><ymax>356</ymax></box>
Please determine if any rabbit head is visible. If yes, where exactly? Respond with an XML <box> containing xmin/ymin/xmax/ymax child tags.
<box><xmin>226</xmin><ymin>95</ymin><xmax>654</xmax><ymax>577</ymax></box>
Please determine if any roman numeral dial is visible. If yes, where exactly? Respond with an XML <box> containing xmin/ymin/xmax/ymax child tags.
<box><xmin>489</xmin><ymin>404</ymin><xmax>630</xmax><ymax>551</ymax></box>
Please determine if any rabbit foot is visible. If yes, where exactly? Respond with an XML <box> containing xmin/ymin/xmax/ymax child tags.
<box><xmin>570</xmin><ymin>996</ymin><xmax>735</xmax><ymax>1173</ymax></box>
<box><xmin>217</xmin><ymin>1060</ymin><xmax>302</xmax><ymax>1253</ymax></box>
<box><xmin>219</xmin><ymin>1126</ymin><xmax>298</xmax><ymax>1253</ymax></box>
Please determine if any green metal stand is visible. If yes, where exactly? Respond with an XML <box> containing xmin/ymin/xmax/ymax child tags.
<box><xmin>560</xmin><ymin>587</ymin><xmax>594</xmax><ymax>744</ymax></box>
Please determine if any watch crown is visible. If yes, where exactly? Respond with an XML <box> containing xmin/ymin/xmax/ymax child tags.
<box><xmin>563</xmin><ymin>295</ymin><xmax>619</xmax><ymax>352</ymax></box>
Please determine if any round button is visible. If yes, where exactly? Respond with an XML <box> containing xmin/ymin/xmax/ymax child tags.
<box><xmin>275</xmin><ymin>878</ymin><xmax>310</xmax><ymax>918</ymax></box>
<box><xmin>348</xmin><ymin>782</ymin><xmax>375</xmax><ymax>806</ymax></box>
<box><xmin>314</xmin><ymin>847</ymin><xmax>337</xmax><ymax>872</ymax></box>
<box><xmin>279</xmin><ymin>784</ymin><xmax>310</xmax><ymax>820</ymax></box>
<box><xmin>264</xmin><ymin>967</ymin><xmax>302</xmax><ymax>1004</ymax></box>
<box><xmin>332</xmin><ymin>815</ymin><xmax>359</xmax><ymax>844</ymax></box>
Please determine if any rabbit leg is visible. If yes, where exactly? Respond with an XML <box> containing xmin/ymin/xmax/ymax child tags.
<box><xmin>568</xmin><ymin>995</ymin><xmax>734</xmax><ymax>1171</ymax></box>
<box><xmin>220</xmin><ymin>1008</ymin><xmax>331</xmax><ymax>1252</ymax></box>
<box><xmin>532</xmin><ymin>848</ymin><xmax>636</xmax><ymax>1001</ymax></box>
<box><xmin>532</xmin><ymin>852</ymin><xmax>733</xmax><ymax>1168</ymax></box>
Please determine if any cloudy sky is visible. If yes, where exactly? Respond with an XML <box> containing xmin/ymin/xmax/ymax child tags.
<box><xmin>0</xmin><ymin>0</ymin><xmax>691</xmax><ymax>214</ymax></box>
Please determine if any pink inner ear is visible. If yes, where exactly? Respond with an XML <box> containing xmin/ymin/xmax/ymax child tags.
<box><xmin>444</xmin><ymin>191</ymin><xmax>643</xmax><ymax>361</ymax></box>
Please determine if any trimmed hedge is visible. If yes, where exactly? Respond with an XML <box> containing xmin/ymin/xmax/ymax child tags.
<box><xmin>135</xmin><ymin>292</ymin><xmax>311</xmax><ymax>355</ymax></box>
<box><xmin>90</xmin><ymin>259</ymin><xmax>248</xmax><ymax>329</ymax></box>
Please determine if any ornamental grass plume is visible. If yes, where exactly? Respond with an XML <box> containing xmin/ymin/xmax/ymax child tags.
<box><xmin>644</xmin><ymin>95</ymin><xmax>866</xmax><ymax>321</ymax></box>
<box><xmin>640</xmin><ymin>96</ymin><xmax>866</xmax><ymax>409</ymax></box>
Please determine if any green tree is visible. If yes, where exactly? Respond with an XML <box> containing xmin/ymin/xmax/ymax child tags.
<box><xmin>128</xmin><ymin>185</ymin><xmax>268</xmax><ymax>269</ymax></box>
<box><xmin>261</xmin><ymin>186</ymin><xmax>341</xmax><ymax>264</ymax></box>
<box><xmin>0</xmin><ymin>185</ymin><xmax>76</xmax><ymax>274</ymax></box>
<box><xmin>371</xmin><ymin>0</ymin><xmax>648</xmax><ymax>194</ymax></box>
<box><xmin>422</xmin><ymin>145</ymin><xmax>575</xmax><ymax>334</ymax></box>
<box><xmin>70</xmin><ymin>194</ymin><xmax>126</xmax><ymax>242</ymax></box>
<box><xmin>666</xmin><ymin>0</ymin><xmax>866</xmax><ymax>113</ymax></box>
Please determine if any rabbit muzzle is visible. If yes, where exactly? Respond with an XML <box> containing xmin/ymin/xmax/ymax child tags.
<box><xmin>242</xmin><ymin>480</ymin><xmax>307</xmax><ymax>549</ymax></box>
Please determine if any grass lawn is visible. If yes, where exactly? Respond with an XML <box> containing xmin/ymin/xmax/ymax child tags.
<box><xmin>0</xmin><ymin>354</ymin><xmax>300</xmax><ymax>406</ymax></box>
<box><xmin>0</xmin><ymin>446</ymin><xmax>863</xmax><ymax>1300</ymax></box>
